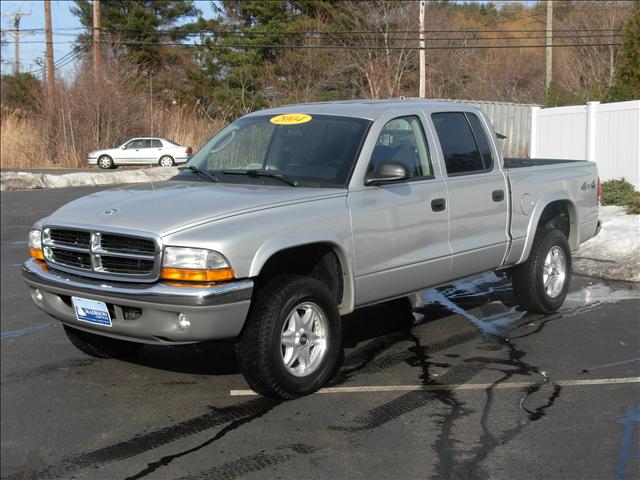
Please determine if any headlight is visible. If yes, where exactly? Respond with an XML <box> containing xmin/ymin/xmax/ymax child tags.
<box><xmin>161</xmin><ymin>247</ymin><xmax>234</xmax><ymax>282</ymax></box>
<box><xmin>28</xmin><ymin>229</ymin><xmax>45</xmax><ymax>260</ymax></box>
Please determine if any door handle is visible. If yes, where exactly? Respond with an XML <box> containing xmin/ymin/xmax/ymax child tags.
<box><xmin>431</xmin><ymin>198</ymin><xmax>446</xmax><ymax>212</ymax></box>
<box><xmin>492</xmin><ymin>190</ymin><xmax>505</xmax><ymax>202</ymax></box>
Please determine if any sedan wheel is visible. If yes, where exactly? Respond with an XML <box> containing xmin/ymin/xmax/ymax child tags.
<box><xmin>159</xmin><ymin>156</ymin><xmax>175</xmax><ymax>167</ymax></box>
<box><xmin>98</xmin><ymin>155</ymin><xmax>114</xmax><ymax>169</ymax></box>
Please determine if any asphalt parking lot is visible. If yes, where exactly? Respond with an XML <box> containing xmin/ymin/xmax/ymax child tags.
<box><xmin>1</xmin><ymin>186</ymin><xmax>639</xmax><ymax>480</ymax></box>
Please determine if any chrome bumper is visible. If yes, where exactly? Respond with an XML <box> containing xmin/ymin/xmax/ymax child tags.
<box><xmin>22</xmin><ymin>259</ymin><xmax>253</xmax><ymax>344</ymax></box>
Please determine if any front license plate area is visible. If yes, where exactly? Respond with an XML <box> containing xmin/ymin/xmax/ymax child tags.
<box><xmin>71</xmin><ymin>297</ymin><xmax>112</xmax><ymax>327</ymax></box>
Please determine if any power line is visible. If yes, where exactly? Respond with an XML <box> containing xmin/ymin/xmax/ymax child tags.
<box><xmin>2</xmin><ymin>27</ymin><xmax>625</xmax><ymax>35</ymax></box>
<box><xmin>96</xmin><ymin>40</ymin><xmax>627</xmax><ymax>50</ymax></box>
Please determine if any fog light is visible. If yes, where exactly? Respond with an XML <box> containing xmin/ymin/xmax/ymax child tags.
<box><xmin>32</xmin><ymin>288</ymin><xmax>43</xmax><ymax>305</ymax></box>
<box><xmin>178</xmin><ymin>313</ymin><xmax>191</xmax><ymax>330</ymax></box>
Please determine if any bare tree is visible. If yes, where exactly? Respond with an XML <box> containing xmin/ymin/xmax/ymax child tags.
<box><xmin>555</xmin><ymin>1</ymin><xmax>633</xmax><ymax>96</ymax></box>
<box><xmin>328</xmin><ymin>1</ymin><xmax>417</xmax><ymax>99</ymax></box>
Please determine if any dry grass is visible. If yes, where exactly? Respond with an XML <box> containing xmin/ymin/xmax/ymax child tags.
<box><xmin>1</xmin><ymin>70</ymin><xmax>224</xmax><ymax>169</ymax></box>
<box><xmin>1</xmin><ymin>113</ymin><xmax>52</xmax><ymax>169</ymax></box>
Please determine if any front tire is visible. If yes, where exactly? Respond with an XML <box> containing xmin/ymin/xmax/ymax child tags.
<box><xmin>236</xmin><ymin>275</ymin><xmax>342</xmax><ymax>399</ymax></box>
<box><xmin>512</xmin><ymin>228</ymin><xmax>571</xmax><ymax>314</ymax></box>
<box><xmin>97</xmin><ymin>155</ymin><xmax>115</xmax><ymax>169</ymax></box>
<box><xmin>159</xmin><ymin>155</ymin><xmax>175</xmax><ymax>167</ymax></box>
<box><xmin>63</xmin><ymin>325</ymin><xmax>143</xmax><ymax>358</ymax></box>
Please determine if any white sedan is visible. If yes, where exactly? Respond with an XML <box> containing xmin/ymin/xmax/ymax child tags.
<box><xmin>87</xmin><ymin>137</ymin><xmax>193</xmax><ymax>169</ymax></box>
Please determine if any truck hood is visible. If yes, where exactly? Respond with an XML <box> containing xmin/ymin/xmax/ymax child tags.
<box><xmin>43</xmin><ymin>180</ymin><xmax>346</xmax><ymax>236</ymax></box>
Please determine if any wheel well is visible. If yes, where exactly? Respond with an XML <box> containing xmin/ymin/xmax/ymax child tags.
<box><xmin>538</xmin><ymin>200</ymin><xmax>572</xmax><ymax>240</ymax></box>
<box><xmin>256</xmin><ymin>244</ymin><xmax>344</xmax><ymax>304</ymax></box>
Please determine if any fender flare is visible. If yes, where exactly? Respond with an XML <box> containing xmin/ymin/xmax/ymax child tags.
<box><xmin>249</xmin><ymin>230</ymin><xmax>355</xmax><ymax>314</ymax></box>
<box><xmin>517</xmin><ymin>192</ymin><xmax>578</xmax><ymax>265</ymax></box>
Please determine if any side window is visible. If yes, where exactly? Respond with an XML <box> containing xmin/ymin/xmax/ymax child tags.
<box><xmin>140</xmin><ymin>140</ymin><xmax>152</xmax><ymax>149</ymax></box>
<box><xmin>126</xmin><ymin>139</ymin><xmax>146</xmax><ymax>149</ymax></box>
<box><xmin>368</xmin><ymin>116</ymin><xmax>433</xmax><ymax>179</ymax></box>
<box><xmin>467</xmin><ymin>114</ymin><xmax>493</xmax><ymax>170</ymax></box>
<box><xmin>151</xmin><ymin>139</ymin><xmax>162</xmax><ymax>148</ymax></box>
<box><xmin>431</xmin><ymin>112</ymin><xmax>490</xmax><ymax>175</ymax></box>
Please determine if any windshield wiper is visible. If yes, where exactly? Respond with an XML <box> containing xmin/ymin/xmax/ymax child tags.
<box><xmin>223</xmin><ymin>169</ymin><xmax>299</xmax><ymax>187</ymax></box>
<box><xmin>179</xmin><ymin>165</ymin><xmax>218</xmax><ymax>183</ymax></box>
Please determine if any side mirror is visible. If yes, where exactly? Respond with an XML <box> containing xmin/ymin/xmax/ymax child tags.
<box><xmin>364</xmin><ymin>162</ymin><xmax>408</xmax><ymax>186</ymax></box>
<box><xmin>121</xmin><ymin>146</ymin><xmax>126</xmax><ymax>149</ymax></box>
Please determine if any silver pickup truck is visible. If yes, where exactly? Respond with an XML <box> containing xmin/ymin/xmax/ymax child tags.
<box><xmin>23</xmin><ymin>100</ymin><xmax>601</xmax><ymax>399</ymax></box>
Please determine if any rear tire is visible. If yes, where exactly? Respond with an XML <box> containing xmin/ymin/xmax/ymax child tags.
<box><xmin>236</xmin><ymin>275</ymin><xmax>342</xmax><ymax>399</ymax></box>
<box><xmin>159</xmin><ymin>156</ymin><xmax>175</xmax><ymax>167</ymax></box>
<box><xmin>63</xmin><ymin>325</ymin><xmax>143</xmax><ymax>359</ymax></box>
<box><xmin>512</xmin><ymin>228</ymin><xmax>571</xmax><ymax>314</ymax></box>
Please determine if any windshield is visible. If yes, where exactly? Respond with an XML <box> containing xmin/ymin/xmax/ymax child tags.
<box><xmin>180</xmin><ymin>114</ymin><xmax>371</xmax><ymax>188</ymax></box>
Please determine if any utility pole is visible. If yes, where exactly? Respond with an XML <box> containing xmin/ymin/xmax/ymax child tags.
<box><xmin>93</xmin><ymin>0</ymin><xmax>101</xmax><ymax>84</ymax></box>
<box><xmin>545</xmin><ymin>0</ymin><xmax>553</xmax><ymax>93</ymax></box>
<box><xmin>419</xmin><ymin>0</ymin><xmax>426</xmax><ymax>98</ymax></box>
<box><xmin>2</xmin><ymin>10</ymin><xmax>33</xmax><ymax>74</ymax></box>
<box><xmin>44</xmin><ymin>0</ymin><xmax>55</xmax><ymax>100</ymax></box>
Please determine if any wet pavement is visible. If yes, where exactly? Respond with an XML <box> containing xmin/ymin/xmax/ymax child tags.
<box><xmin>2</xmin><ymin>187</ymin><xmax>639</xmax><ymax>480</ymax></box>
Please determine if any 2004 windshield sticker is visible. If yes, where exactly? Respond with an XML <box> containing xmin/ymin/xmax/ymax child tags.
<box><xmin>270</xmin><ymin>114</ymin><xmax>312</xmax><ymax>125</ymax></box>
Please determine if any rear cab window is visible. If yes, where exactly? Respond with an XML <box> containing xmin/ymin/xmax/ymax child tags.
<box><xmin>431</xmin><ymin>112</ymin><xmax>494</xmax><ymax>176</ymax></box>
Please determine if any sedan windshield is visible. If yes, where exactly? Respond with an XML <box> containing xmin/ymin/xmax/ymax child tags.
<box><xmin>180</xmin><ymin>114</ymin><xmax>371</xmax><ymax>188</ymax></box>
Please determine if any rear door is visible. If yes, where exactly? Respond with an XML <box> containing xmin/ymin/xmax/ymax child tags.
<box><xmin>348</xmin><ymin>114</ymin><xmax>452</xmax><ymax>306</ymax></box>
<box><xmin>429</xmin><ymin>111</ymin><xmax>509</xmax><ymax>278</ymax></box>
<box><xmin>150</xmin><ymin>139</ymin><xmax>163</xmax><ymax>164</ymax></box>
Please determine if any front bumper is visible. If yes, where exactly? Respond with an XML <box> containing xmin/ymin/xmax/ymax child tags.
<box><xmin>86</xmin><ymin>157</ymin><xmax>97</xmax><ymax>165</ymax></box>
<box><xmin>22</xmin><ymin>259</ymin><xmax>253</xmax><ymax>344</ymax></box>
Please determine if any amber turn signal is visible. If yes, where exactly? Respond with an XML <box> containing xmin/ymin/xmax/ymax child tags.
<box><xmin>30</xmin><ymin>247</ymin><xmax>45</xmax><ymax>260</ymax></box>
<box><xmin>161</xmin><ymin>267</ymin><xmax>234</xmax><ymax>282</ymax></box>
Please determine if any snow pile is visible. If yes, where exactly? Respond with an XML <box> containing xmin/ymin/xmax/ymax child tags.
<box><xmin>573</xmin><ymin>206</ymin><xmax>640</xmax><ymax>282</ymax></box>
<box><xmin>0</xmin><ymin>167</ymin><xmax>179</xmax><ymax>191</ymax></box>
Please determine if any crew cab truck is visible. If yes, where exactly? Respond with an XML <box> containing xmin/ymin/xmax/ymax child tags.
<box><xmin>23</xmin><ymin>100</ymin><xmax>600</xmax><ymax>399</ymax></box>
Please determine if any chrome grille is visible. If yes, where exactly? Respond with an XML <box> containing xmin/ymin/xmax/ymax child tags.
<box><xmin>49</xmin><ymin>229</ymin><xmax>90</xmax><ymax>247</ymax></box>
<box><xmin>50</xmin><ymin>248</ymin><xmax>92</xmax><ymax>269</ymax></box>
<box><xmin>100</xmin><ymin>234</ymin><xmax>155</xmax><ymax>254</ymax></box>
<box><xmin>43</xmin><ymin>227</ymin><xmax>160</xmax><ymax>282</ymax></box>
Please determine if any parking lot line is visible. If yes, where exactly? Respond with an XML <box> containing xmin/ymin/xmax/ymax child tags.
<box><xmin>229</xmin><ymin>376</ymin><xmax>640</xmax><ymax>396</ymax></box>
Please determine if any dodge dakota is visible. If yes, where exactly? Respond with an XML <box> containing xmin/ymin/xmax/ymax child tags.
<box><xmin>23</xmin><ymin>100</ymin><xmax>601</xmax><ymax>398</ymax></box>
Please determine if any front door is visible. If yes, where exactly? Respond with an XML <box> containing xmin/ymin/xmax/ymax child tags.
<box><xmin>348</xmin><ymin>115</ymin><xmax>451</xmax><ymax>306</ymax></box>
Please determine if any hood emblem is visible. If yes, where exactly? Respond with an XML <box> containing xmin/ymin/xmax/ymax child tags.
<box><xmin>104</xmin><ymin>208</ymin><xmax>119</xmax><ymax>215</ymax></box>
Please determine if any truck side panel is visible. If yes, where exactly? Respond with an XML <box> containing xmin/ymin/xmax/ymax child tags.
<box><xmin>504</xmin><ymin>161</ymin><xmax>599</xmax><ymax>266</ymax></box>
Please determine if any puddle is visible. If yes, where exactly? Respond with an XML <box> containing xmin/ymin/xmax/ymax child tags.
<box><xmin>564</xmin><ymin>283</ymin><xmax>640</xmax><ymax>307</ymax></box>
<box><xmin>615</xmin><ymin>404</ymin><xmax>640</xmax><ymax>480</ymax></box>
<box><xmin>410</xmin><ymin>273</ymin><xmax>525</xmax><ymax>336</ymax></box>
<box><xmin>1</xmin><ymin>322</ymin><xmax>56</xmax><ymax>339</ymax></box>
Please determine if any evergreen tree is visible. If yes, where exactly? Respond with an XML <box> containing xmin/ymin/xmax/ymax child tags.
<box><xmin>610</xmin><ymin>0</ymin><xmax>640</xmax><ymax>101</ymax></box>
<box><xmin>71</xmin><ymin>0</ymin><xmax>199</xmax><ymax>73</ymax></box>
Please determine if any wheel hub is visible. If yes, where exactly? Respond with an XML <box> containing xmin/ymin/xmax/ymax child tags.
<box><xmin>280</xmin><ymin>302</ymin><xmax>328</xmax><ymax>377</ymax></box>
<box><xmin>542</xmin><ymin>245</ymin><xmax>567</xmax><ymax>298</ymax></box>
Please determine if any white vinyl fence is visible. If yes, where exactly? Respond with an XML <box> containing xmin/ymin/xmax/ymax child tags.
<box><xmin>530</xmin><ymin>100</ymin><xmax>640</xmax><ymax>189</ymax></box>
